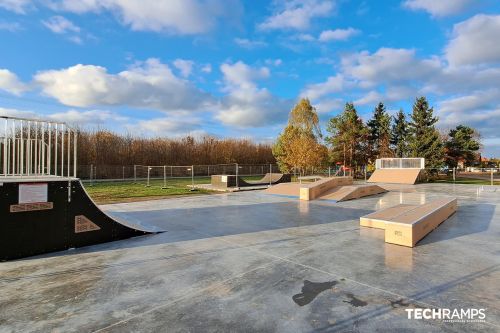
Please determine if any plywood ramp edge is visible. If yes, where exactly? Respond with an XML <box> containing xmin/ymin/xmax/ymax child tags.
<box><xmin>299</xmin><ymin>177</ymin><xmax>353</xmax><ymax>201</ymax></box>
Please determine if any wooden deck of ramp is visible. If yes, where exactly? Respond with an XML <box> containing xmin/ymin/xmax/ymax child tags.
<box><xmin>318</xmin><ymin>184</ymin><xmax>387</xmax><ymax>202</ymax></box>
<box><xmin>264</xmin><ymin>177</ymin><xmax>386</xmax><ymax>202</ymax></box>
<box><xmin>360</xmin><ymin>198</ymin><xmax>457</xmax><ymax>247</ymax></box>
<box><xmin>367</xmin><ymin>169</ymin><xmax>424</xmax><ymax>185</ymax></box>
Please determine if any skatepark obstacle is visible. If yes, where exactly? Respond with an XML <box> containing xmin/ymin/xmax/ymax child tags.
<box><xmin>211</xmin><ymin>173</ymin><xmax>291</xmax><ymax>188</ymax></box>
<box><xmin>0</xmin><ymin>116</ymin><xmax>157</xmax><ymax>261</ymax></box>
<box><xmin>360</xmin><ymin>198</ymin><xmax>457</xmax><ymax>247</ymax></box>
<box><xmin>264</xmin><ymin>176</ymin><xmax>387</xmax><ymax>202</ymax></box>
<box><xmin>367</xmin><ymin>158</ymin><xmax>425</xmax><ymax>185</ymax></box>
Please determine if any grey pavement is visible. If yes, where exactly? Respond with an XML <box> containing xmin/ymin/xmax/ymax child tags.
<box><xmin>0</xmin><ymin>183</ymin><xmax>499</xmax><ymax>332</ymax></box>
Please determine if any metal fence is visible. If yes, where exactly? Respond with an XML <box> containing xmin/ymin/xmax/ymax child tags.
<box><xmin>1</xmin><ymin>116</ymin><xmax>77</xmax><ymax>178</ymax></box>
<box><xmin>376</xmin><ymin>158</ymin><xmax>425</xmax><ymax>169</ymax></box>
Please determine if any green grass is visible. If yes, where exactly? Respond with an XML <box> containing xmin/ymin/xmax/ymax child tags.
<box><xmin>84</xmin><ymin>175</ymin><xmax>264</xmax><ymax>204</ymax></box>
<box><xmin>433</xmin><ymin>177</ymin><xmax>500</xmax><ymax>186</ymax></box>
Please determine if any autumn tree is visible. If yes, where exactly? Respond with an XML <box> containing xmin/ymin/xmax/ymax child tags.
<box><xmin>408</xmin><ymin>97</ymin><xmax>444</xmax><ymax>169</ymax></box>
<box><xmin>273</xmin><ymin>98</ymin><xmax>328</xmax><ymax>174</ymax></box>
<box><xmin>391</xmin><ymin>109</ymin><xmax>409</xmax><ymax>158</ymax></box>
<box><xmin>367</xmin><ymin>102</ymin><xmax>393</xmax><ymax>160</ymax></box>
<box><xmin>326</xmin><ymin>102</ymin><xmax>369</xmax><ymax>169</ymax></box>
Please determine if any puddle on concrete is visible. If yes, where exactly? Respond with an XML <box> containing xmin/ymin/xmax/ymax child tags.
<box><xmin>292</xmin><ymin>280</ymin><xmax>337</xmax><ymax>306</ymax></box>
<box><xmin>343</xmin><ymin>293</ymin><xmax>367</xmax><ymax>307</ymax></box>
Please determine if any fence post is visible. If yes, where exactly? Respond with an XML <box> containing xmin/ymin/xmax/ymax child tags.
<box><xmin>453</xmin><ymin>167</ymin><xmax>456</xmax><ymax>182</ymax></box>
<box><xmin>236</xmin><ymin>163</ymin><xmax>239</xmax><ymax>188</ymax></box>
<box><xmin>162</xmin><ymin>165</ymin><xmax>167</xmax><ymax>189</ymax></box>
<box><xmin>269</xmin><ymin>163</ymin><xmax>272</xmax><ymax>186</ymax></box>
<box><xmin>146</xmin><ymin>166</ymin><xmax>151</xmax><ymax>187</ymax></box>
<box><xmin>364</xmin><ymin>166</ymin><xmax>367</xmax><ymax>182</ymax></box>
<box><xmin>191</xmin><ymin>165</ymin><xmax>195</xmax><ymax>190</ymax></box>
<box><xmin>134</xmin><ymin>164</ymin><xmax>137</xmax><ymax>183</ymax></box>
<box><xmin>491</xmin><ymin>169</ymin><xmax>494</xmax><ymax>186</ymax></box>
<box><xmin>122</xmin><ymin>166</ymin><xmax>125</xmax><ymax>181</ymax></box>
<box><xmin>328</xmin><ymin>166</ymin><xmax>331</xmax><ymax>177</ymax></box>
<box><xmin>89</xmin><ymin>164</ymin><xmax>93</xmax><ymax>186</ymax></box>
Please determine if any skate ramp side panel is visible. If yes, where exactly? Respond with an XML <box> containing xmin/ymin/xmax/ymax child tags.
<box><xmin>299</xmin><ymin>177</ymin><xmax>353</xmax><ymax>201</ymax></box>
<box><xmin>263</xmin><ymin>182</ymin><xmax>302</xmax><ymax>197</ymax></box>
<box><xmin>319</xmin><ymin>184</ymin><xmax>387</xmax><ymax>202</ymax></box>
<box><xmin>0</xmin><ymin>180</ymin><xmax>156</xmax><ymax>261</ymax></box>
<box><xmin>359</xmin><ymin>198</ymin><xmax>457</xmax><ymax>247</ymax></box>
<box><xmin>367</xmin><ymin>169</ymin><xmax>423</xmax><ymax>185</ymax></box>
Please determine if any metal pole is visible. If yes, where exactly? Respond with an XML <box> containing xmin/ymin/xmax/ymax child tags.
<box><xmin>162</xmin><ymin>165</ymin><xmax>166</xmax><ymax>189</ymax></box>
<box><xmin>134</xmin><ymin>164</ymin><xmax>137</xmax><ymax>183</ymax></box>
<box><xmin>47</xmin><ymin>123</ymin><xmax>51</xmax><ymax>175</ymax></box>
<box><xmin>67</xmin><ymin>127</ymin><xmax>71</xmax><ymax>178</ymax></box>
<box><xmin>364</xmin><ymin>165</ymin><xmax>367</xmax><ymax>182</ymax></box>
<box><xmin>90</xmin><ymin>164</ymin><xmax>93</xmax><ymax>186</ymax></box>
<box><xmin>491</xmin><ymin>169</ymin><xmax>494</xmax><ymax>186</ymax></box>
<box><xmin>2</xmin><ymin>119</ymin><xmax>6</xmax><ymax>176</ymax></box>
<box><xmin>453</xmin><ymin>167</ymin><xmax>456</xmax><ymax>182</ymax></box>
<box><xmin>191</xmin><ymin>165</ymin><xmax>195</xmax><ymax>190</ymax></box>
<box><xmin>269</xmin><ymin>163</ymin><xmax>272</xmax><ymax>186</ymax></box>
<box><xmin>54</xmin><ymin>123</ymin><xmax>58</xmax><ymax>176</ymax></box>
<box><xmin>146</xmin><ymin>166</ymin><xmax>151</xmax><ymax>187</ymax></box>
<box><xmin>61</xmin><ymin>124</ymin><xmax>64</xmax><ymax>177</ymax></box>
<box><xmin>122</xmin><ymin>166</ymin><xmax>125</xmax><ymax>181</ymax></box>
<box><xmin>328</xmin><ymin>166</ymin><xmax>331</xmax><ymax>177</ymax></box>
<box><xmin>236</xmin><ymin>163</ymin><xmax>239</xmax><ymax>188</ymax></box>
<box><xmin>73</xmin><ymin>131</ymin><xmax>77</xmax><ymax>178</ymax></box>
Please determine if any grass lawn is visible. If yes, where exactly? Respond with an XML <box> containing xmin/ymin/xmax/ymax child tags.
<box><xmin>433</xmin><ymin>177</ymin><xmax>500</xmax><ymax>186</ymax></box>
<box><xmin>84</xmin><ymin>176</ymin><xmax>264</xmax><ymax>204</ymax></box>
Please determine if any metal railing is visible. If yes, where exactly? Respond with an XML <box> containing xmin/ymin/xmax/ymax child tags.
<box><xmin>0</xmin><ymin>116</ymin><xmax>77</xmax><ymax>178</ymax></box>
<box><xmin>375</xmin><ymin>158</ymin><xmax>425</xmax><ymax>169</ymax></box>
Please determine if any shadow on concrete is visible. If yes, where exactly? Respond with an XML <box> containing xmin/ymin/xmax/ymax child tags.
<box><xmin>418</xmin><ymin>203</ymin><xmax>495</xmax><ymax>246</ymax></box>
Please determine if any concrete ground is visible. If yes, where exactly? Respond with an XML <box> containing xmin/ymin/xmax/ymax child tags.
<box><xmin>0</xmin><ymin>183</ymin><xmax>499</xmax><ymax>333</ymax></box>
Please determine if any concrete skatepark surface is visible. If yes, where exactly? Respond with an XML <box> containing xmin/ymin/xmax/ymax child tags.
<box><xmin>0</xmin><ymin>183</ymin><xmax>499</xmax><ymax>332</ymax></box>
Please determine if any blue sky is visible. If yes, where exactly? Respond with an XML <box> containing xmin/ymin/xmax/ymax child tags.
<box><xmin>1</xmin><ymin>0</ymin><xmax>500</xmax><ymax>157</ymax></box>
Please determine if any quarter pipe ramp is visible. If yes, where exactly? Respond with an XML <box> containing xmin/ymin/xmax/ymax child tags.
<box><xmin>367</xmin><ymin>169</ymin><xmax>424</xmax><ymax>185</ymax></box>
<box><xmin>211</xmin><ymin>173</ymin><xmax>291</xmax><ymax>188</ymax></box>
<box><xmin>0</xmin><ymin>178</ymin><xmax>159</xmax><ymax>261</ymax></box>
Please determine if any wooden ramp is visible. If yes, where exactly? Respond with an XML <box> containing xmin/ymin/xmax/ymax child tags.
<box><xmin>367</xmin><ymin>169</ymin><xmax>423</xmax><ymax>185</ymax></box>
<box><xmin>360</xmin><ymin>198</ymin><xmax>457</xmax><ymax>247</ymax></box>
<box><xmin>318</xmin><ymin>184</ymin><xmax>387</xmax><ymax>202</ymax></box>
<box><xmin>264</xmin><ymin>178</ymin><xmax>386</xmax><ymax>202</ymax></box>
<box><xmin>263</xmin><ymin>182</ymin><xmax>302</xmax><ymax>197</ymax></box>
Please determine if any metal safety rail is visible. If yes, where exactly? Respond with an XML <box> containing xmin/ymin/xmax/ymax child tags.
<box><xmin>376</xmin><ymin>158</ymin><xmax>425</xmax><ymax>169</ymax></box>
<box><xmin>0</xmin><ymin>116</ymin><xmax>77</xmax><ymax>178</ymax></box>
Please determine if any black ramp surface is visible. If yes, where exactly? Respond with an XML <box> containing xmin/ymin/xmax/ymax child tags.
<box><xmin>0</xmin><ymin>179</ymin><xmax>158</xmax><ymax>261</ymax></box>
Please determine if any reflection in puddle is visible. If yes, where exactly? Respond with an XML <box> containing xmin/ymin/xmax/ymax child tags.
<box><xmin>384</xmin><ymin>243</ymin><xmax>413</xmax><ymax>271</ymax></box>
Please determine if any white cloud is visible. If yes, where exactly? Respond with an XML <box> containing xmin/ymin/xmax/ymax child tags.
<box><xmin>234</xmin><ymin>38</ymin><xmax>267</xmax><ymax>49</ymax></box>
<box><xmin>301</xmin><ymin>74</ymin><xmax>345</xmax><ymax>100</ymax></box>
<box><xmin>318</xmin><ymin>28</ymin><xmax>360</xmax><ymax>42</ymax></box>
<box><xmin>258</xmin><ymin>0</ymin><xmax>335</xmax><ymax>31</ymax></box>
<box><xmin>445</xmin><ymin>15</ymin><xmax>500</xmax><ymax>66</ymax></box>
<box><xmin>48</xmin><ymin>0</ymin><xmax>243</xmax><ymax>35</ymax></box>
<box><xmin>402</xmin><ymin>0</ymin><xmax>474</xmax><ymax>17</ymax></box>
<box><xmin>0</xmin><ymin>69</ymin><xmax>29</xmax><ymax>95</ymax></box>
<box><xmin>131</xmin><ymin>116</ymin><xmax>205</xmax><ymax>136</ymax></box>
<box><xmin>341</xmin><ymin>48</ymin><xmax>441</xmax><ymax>87</ymax></box>
<box><xmin>34</xmin><ymin>58</ymin><xmax>212</xmax><ymax>111</ymax></box>
<box><xmin>42</xmin><ymin>15</ymin><xmax>80</xmax><ymax>34</ymax></box>
<box><xmin>265</xmin><ymin>59</ymin><xmax>283</xmax><ymax>66</ymax></box>
<box><xmin>47</xmin><ymin>109</ymin><xmax>127</xmax><ymax>126</ymax></box>
<box><xmin>201</xmin><ymin>64</ymin><xmax>212</xmax><ymax>73</ymax></box>
<box><xmin>0</xmin><ymin>0</ymin><xmax>31</xmax><ymax>14</ymax></box>
<box><xmin>216</xmin><ymin>61</ymin><xmax>290</xmax><ymax>127</ymax></box>
<box><xmin>353</xmin><ymin>91</ymin><xmax>384</xmax><ymax>105</ymax></box>
<box><xmin>173</xmin><ymin>59</ymin><xmax>194</xmax><ymax>78</ymax></box>
<box><xmin>0</xmin><ymin>21</ymin><xmax>22</xmax><ymax>31</ymax></box>
<box><xmin>294</xmin><ymin>33</ymin><xmax>315</xmax><ymax>41</ymax></box>
<box><xmin>0</xmin><ymin>107</ymin><xmax>38</xmax><ymax>119</ymax></box>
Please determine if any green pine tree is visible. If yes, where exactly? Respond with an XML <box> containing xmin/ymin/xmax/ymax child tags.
<box><xmin>367</xmin><ymin>102</ymin><xmax>393</xmax><ymax>160</ymax></box>
<box><xmin>391</xmin><ymin>109</ymin><xmax>409</xmax><ymax>158</ymax></box>
<box><xmin>408</xmin><ymin>97</ymin><xmax>444</xmax><ymax>169</ymax></box>
<box><xmin>326</xmin><ymin>102</ymin><xmax>369</xmax><ymax>168</ymax></box>
<box><xmin>445</xmin><ymin>125</ymin><xmax>481</xmax><ymax>168</ymax></box>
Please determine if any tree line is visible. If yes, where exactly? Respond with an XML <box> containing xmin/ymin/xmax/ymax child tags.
<box><xmin>77</xmin><ymin>131</ymin><xmax>275</xmax><ymax>167</ymax></box>
<box><xmin>274</xmin><ymin>97</ymin><xmax>481</xmax><ymax>175</ymax></box>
